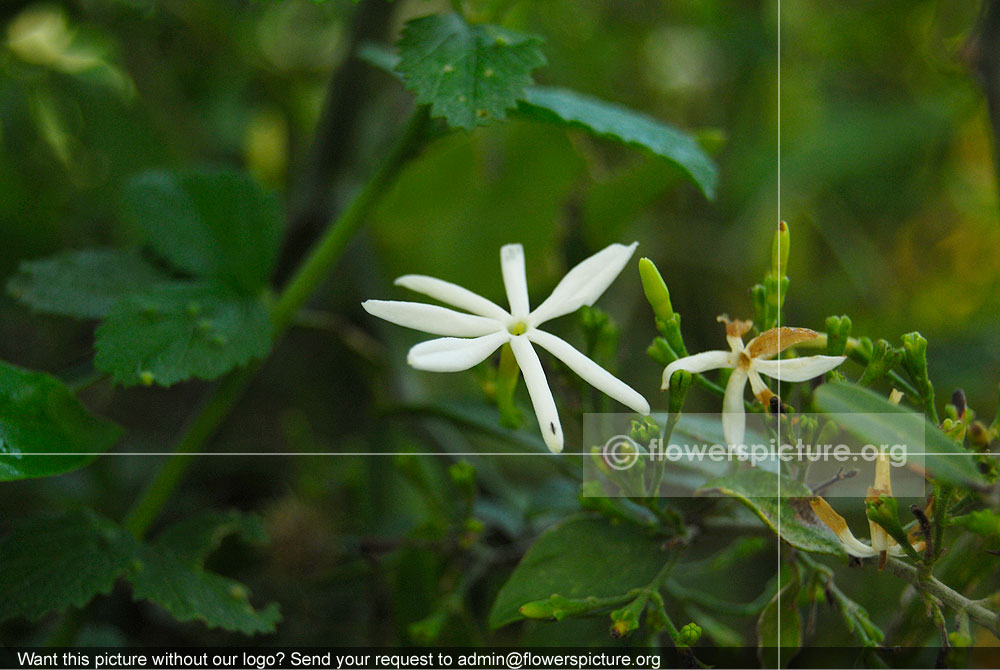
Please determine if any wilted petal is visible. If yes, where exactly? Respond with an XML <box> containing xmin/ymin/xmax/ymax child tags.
<box><xmin>746</xmin><ymin>326</ymin><xmax>819</xmax><ymax>359</ymax></box>
<box><xmin>407</xmin><ymin>331</ymin><xmax>510</xmax><ymax>372</ymax></box>
<box><xmin>509</xmin><ymin>336</ymin><xmax>563</xmax><ymax>453</ymax></box>
<box><xmin>810</xmin><ymin>497</ymin><xmax>879</xmax><ymax>558</ymax></box>
<box><xmin>362</xmin><ymin>300</ymin><xmax>502</xmax><ymax>337</ymax></box>
<box><xmin>747</xmin><ymin>368</ymin><xmax>777</xmax><ymax>405</ymax></box>
<box><xmin>500</xmin><ymin>244</ymin><xmax>530</xmax><ymax>318</ymax></box>
<box><xmin>395</xmin><ymin>275</ymin><xmax>510</xmax><ymax>321</ymax></box>
<box><xmin>529</xmin><ymin>242</ymin><xmax>638</xmax><ymax>326</ymax></box>
<box><xmin>528</xmin><ymin>329</ymin><xmax>650</xmax><ymax>415</ymax></box>
<box><xmin>722</xmin><ymin>366</ymin><xmax>749</xmax><ymax>448</ymax></box>
<box><xmin>753</xmin><ymin>355</ymin><xmax>846</xmax><ymax>382</ymax></box>
<box><xmin>661</xmin><ymin>350</ymin><xmax>733</xmax><ymax>389</ymax></box>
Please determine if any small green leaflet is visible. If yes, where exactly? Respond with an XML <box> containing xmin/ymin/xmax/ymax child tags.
<box><xmin>488</xmin><ymin>514</ymin><xmax>671</xmax><ymax>629</ymax></box>
<box><xmin>0</xmin><ymin>509</ymin><xmax>280</xmax><ymax>635</ymax></box>
<box><xmin>6</xmin><ymin>248</ymin><xmax>168</xmax><ymax>319</ymax></box>
<box><xmin>698</xmin><ymin>469</ymin><xmax>847</xmax><ymax>557</ymax></box>
<box><xmin>95</xmin><ymin>282</ymin><xmax>272</xmax><ymax>387</ymax></box>
<box><xmin>395</xmin><ymin>13</ymin><xmax>546</xmax><ymax>130</ymax></box>
<box><xmin>518</xmin><ymin>87</ymin><xmax>718</xmax><ymax>199</ymax></box>
<box><xmin>122</xmin><ymin>169</ymin><xmax>283</xmax><ymax>294</ymax></box>
<box><xmin>0</xmin><ymin>361</ymin><xmax>123</xmax><ymax>481</ymax></box>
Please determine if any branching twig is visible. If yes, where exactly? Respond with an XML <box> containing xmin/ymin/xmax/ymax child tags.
<box><xmin>883</xmin><ymin>557</ymin><xmax>1000</xmax><ymax>638</ymax></box>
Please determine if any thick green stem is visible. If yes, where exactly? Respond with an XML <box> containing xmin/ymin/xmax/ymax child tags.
<box><xmin>122</xmin><ymin>107</ymin><xmax>432</xmax><ymax>540</ymax></box>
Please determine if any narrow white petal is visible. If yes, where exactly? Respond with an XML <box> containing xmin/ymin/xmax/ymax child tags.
<box><xmin>661</xmin><ymin>350</ymin><xmax>733</xmax><ymax>389</ymax></box>
<box><xmin>500</xmin><ymin>244</ymin><xmax>530</xmax><ymax>318</ymax></box>
<box><xmin>362</xmin><ymin>300</ymin><xmax>502</xmax><ymax>337</ymax></box>
<box><xmin>529</xmin><ymin>242</ymin><xmax>638</xmax><ymax>326</ymax></box>
<box><xmin>395</xmin><ymin>275</ymin><xmax>510</xmax><ymax>321</ymax></box>
<box><xmin>509</xmin><ymin>336</ymin><xmax>563</xmax><ymax>453</ymax></box>
<box><xmin>753</xmin><ymin>355</ymin><xmax>846</xmax><ymax>382</ymax></box>
<box><xmin>722</xmin><ymin>366</ymin><xmax>749</xmax><ymax>448</ymax></box>
<box><xmin>528</xmin><ymin>330</ymin><xmax>649</xmax><ymax>415</ymax></box>
<box><xmin>407</xmin><ymin>331</ymin><xmax>510</xmax><ymax>372</ymax></box>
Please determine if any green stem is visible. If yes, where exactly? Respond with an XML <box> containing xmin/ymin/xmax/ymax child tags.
<box><xmin>122</xmin><ymin>107</ymin><xmax>432</xmax><ymax>540</ymax></box>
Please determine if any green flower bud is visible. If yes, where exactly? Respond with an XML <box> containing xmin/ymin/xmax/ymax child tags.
<box><xmin>678</xmin><ymin>622</ymin><xmax>702</xmax><ymax>646</ymax></box>
<box><xmin>638</xmin><ymin>258</ymin><xmax>673</xmax><ymax>321</ymax></box>
<box><xmin>771</xmin><ymin>220</ymin><xmax>790</xmax><ymax>279</ymax></box>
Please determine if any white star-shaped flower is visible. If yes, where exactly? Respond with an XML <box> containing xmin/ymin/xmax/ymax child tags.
<box><xmin>362</xmin><ymin>242</ymin><xmax>650</xmax><ymax>453</ymax></box>
<box><xmin>661</xmin><ymin>315</ymin><xmax>846</xmax><ymax>448</ymax></box>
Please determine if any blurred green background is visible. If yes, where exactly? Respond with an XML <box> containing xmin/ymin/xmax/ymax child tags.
<box><xmin>1</xmin><ymin>0</ymin><xmax>998</xmax><ymax>653</ymax></box>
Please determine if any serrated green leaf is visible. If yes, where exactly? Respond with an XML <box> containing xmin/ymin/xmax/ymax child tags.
<box><xmin>6</xmin><ymin>248</ymin><xmax>168</xmax><ymax>319</ymax></box>
<box><xmin>151</xmin><ymin>510</ymin><xmax>268</xmax><ymax>566</ymax></box>
<box><xmin>0</xmin><ymin>361</ymin><xmax>123</xmax><ymax>481</ymax></box>
<box><xmin>488</xmin><ymin>514</ymin><xmax>671</xmax><ymax>629</ymax></box>
<box><xmin>122</xmin><ymin>170</ymin><xmax>283</xmax><ymax>294</ymax></box>
<box><xmin>94</xmin><ymin>281</ymin><xmax>272</xmax><ymax>387</ymax></box>
<box><xmin>757</xmin><ymin>571</ymin><xmax>801</xmax><ymax>668</ymax></box>
<box><xmin>813</xmin><ymin>383</ymin><xmax>984</xmax><ymax>489</ymax></box>
<box><xmin>131</xmin><ymin>511</ymin><xmax>280</xmax><ymax>635</ymax></box>
<box><xmin>699</xmin><ymin>469</ymin><xmax>847</xmax><ymax>557</ymax></box>
<box><xmin>395</xmin><ymin>13</ymin><xmax>546</xmax><ymax>130</ymax></box>
<box><xmin>0</xmin><ymin>510</ymin><xmax>138</xmax><ymax>622</ymax></box>
<box><xmin>517</xmin><ymin>86</ymin><xmax>717</xmax><ymax>199</ymax></box>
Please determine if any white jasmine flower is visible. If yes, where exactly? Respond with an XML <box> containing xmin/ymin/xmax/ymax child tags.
<box><xmin>362</xmin><ymin>242</ymin><xmax>650</xmax><ymax>453</ymax></box>
<box><xmin>661</xmin><ymin>316</ymin><xmax>846</xmax><ymax>448</ymax></box>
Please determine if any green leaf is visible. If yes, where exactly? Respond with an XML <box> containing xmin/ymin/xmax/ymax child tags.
<box><xmin>395</xmin><ymin>13</ymin><xmax>546</xmax><ymax>130</ymax></box>
<box><xmin>756</xmin><ymin>571</ymin><xmax>802</xmax><ymax>668</ymax></box>
<box><xmin>488</xmin><ymin>514</ymin><xmax>672</xmax><ymax>629</ymax></box>
<box><xmin>0</xmin><ymin>361</ymin><xmax>123</xmax><ymax>481</ymax></box>
<box><xmin>699</xmin><ymin>469</ymin><xmax>847</xmax><ymax>557</ymax></box>
<box><xmin>6</xmin><ymin>248</ymin><xmax>168</xmax><ymax>319</ymax></box>
<box><xmin>131</xmin><ymin>511</ymin><xmax>280</xmax><ymax>635</ymax></box>
<box><xmin>0</xmin><ymin>510</ymin><xmax>138</xmax><ymax>622</ymax></box>
<box><xmin>122</xmin><ymin>170</ymin><xmax>283</xmax><ymax>294</ymax></box>
<box><xmin>813</xmin><ymin>383</ymin><xmax>984</xmax><ymax>489</ymax></box>
<box><xmin>517</xmin><ymin>86</ymin><xmax>718</xmax><ymax>199</ymax></box>
<box><xmin>951</xmin><ymin>509</ymin><xmax>1000</xmax><ymax>539</ymax></box>
<box><xmin>94</xmin><ymin>281</ymin><xmax>272</xmax><ymax>387</ymax></box>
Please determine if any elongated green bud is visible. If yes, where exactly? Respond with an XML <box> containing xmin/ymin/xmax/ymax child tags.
<box><xmin>771</xmin><ymin>220</ymin><xmax>790</xmax><ymax>278</ymax></box>
<box><xmin>638</xmin><ymin>258</ymin><xmax>673</xmax><ymax>321</ymax></box>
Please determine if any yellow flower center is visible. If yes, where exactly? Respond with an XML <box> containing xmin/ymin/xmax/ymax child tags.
<box><xmin>508</xmin><ymin>321</ymin><xmax>528</xmax><ymax>336</ymax></box>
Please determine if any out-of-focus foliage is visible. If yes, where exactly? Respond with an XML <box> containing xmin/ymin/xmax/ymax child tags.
<box><xmin>0</xmin><ymin>0</ymin><xmax>998</xmax><ymax>660</ymax></box>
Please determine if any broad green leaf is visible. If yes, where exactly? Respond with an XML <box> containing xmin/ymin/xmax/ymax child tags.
<box><xmin>813</xmin><ymin>383</ymin><xmax>983</xmax><ymax>489</ymax></box>
<box><xmin>131</xmin><ymin>511</ymin><xmax>280</xmax><ymax>635</ymax></box>
<box><xmin>94</xmin><ymin>281</ymin><xmax>272</xmax><ymax>387</ymax></box>
<box><xmin>0</xmin><ymin>510</ymin><xmax>138</xmax><ymax>621</ymax></box>
<box><xmin>488</xmin><ymin>514</ymin><xmax>672</xmax><ymax>629</ymax></box>
<box><xmin>699</xmin><ymin>469</ymin><xmax>846</xmax><ymax>556</ymax></box>
<box><xmin>756</xmin><ymin>571</ymin><xmax>802</xmax><ymax>668</ymax></box>
<box><xmin>6</xmin><ymin>248</ymin><xmax>167</xmax><ymax>319</ymax></box>
<box><xmin>0</xmin><ymin>361</ymin><xmax>123</xmax><ymax>481</ymax></box>
<box><xmin>395</xmin><ymin>13</ymin><xmax>546</xmax><ymax>130</ymax></box>
<box><xmin>122</xmin><ymin>170</ymin><xmax>283</xmax><ymax>294</ymax></box>
<box><xmin>517</xmin><ymin>87</ymin><xmax>718</xmax><ymax>199</ymax></box>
